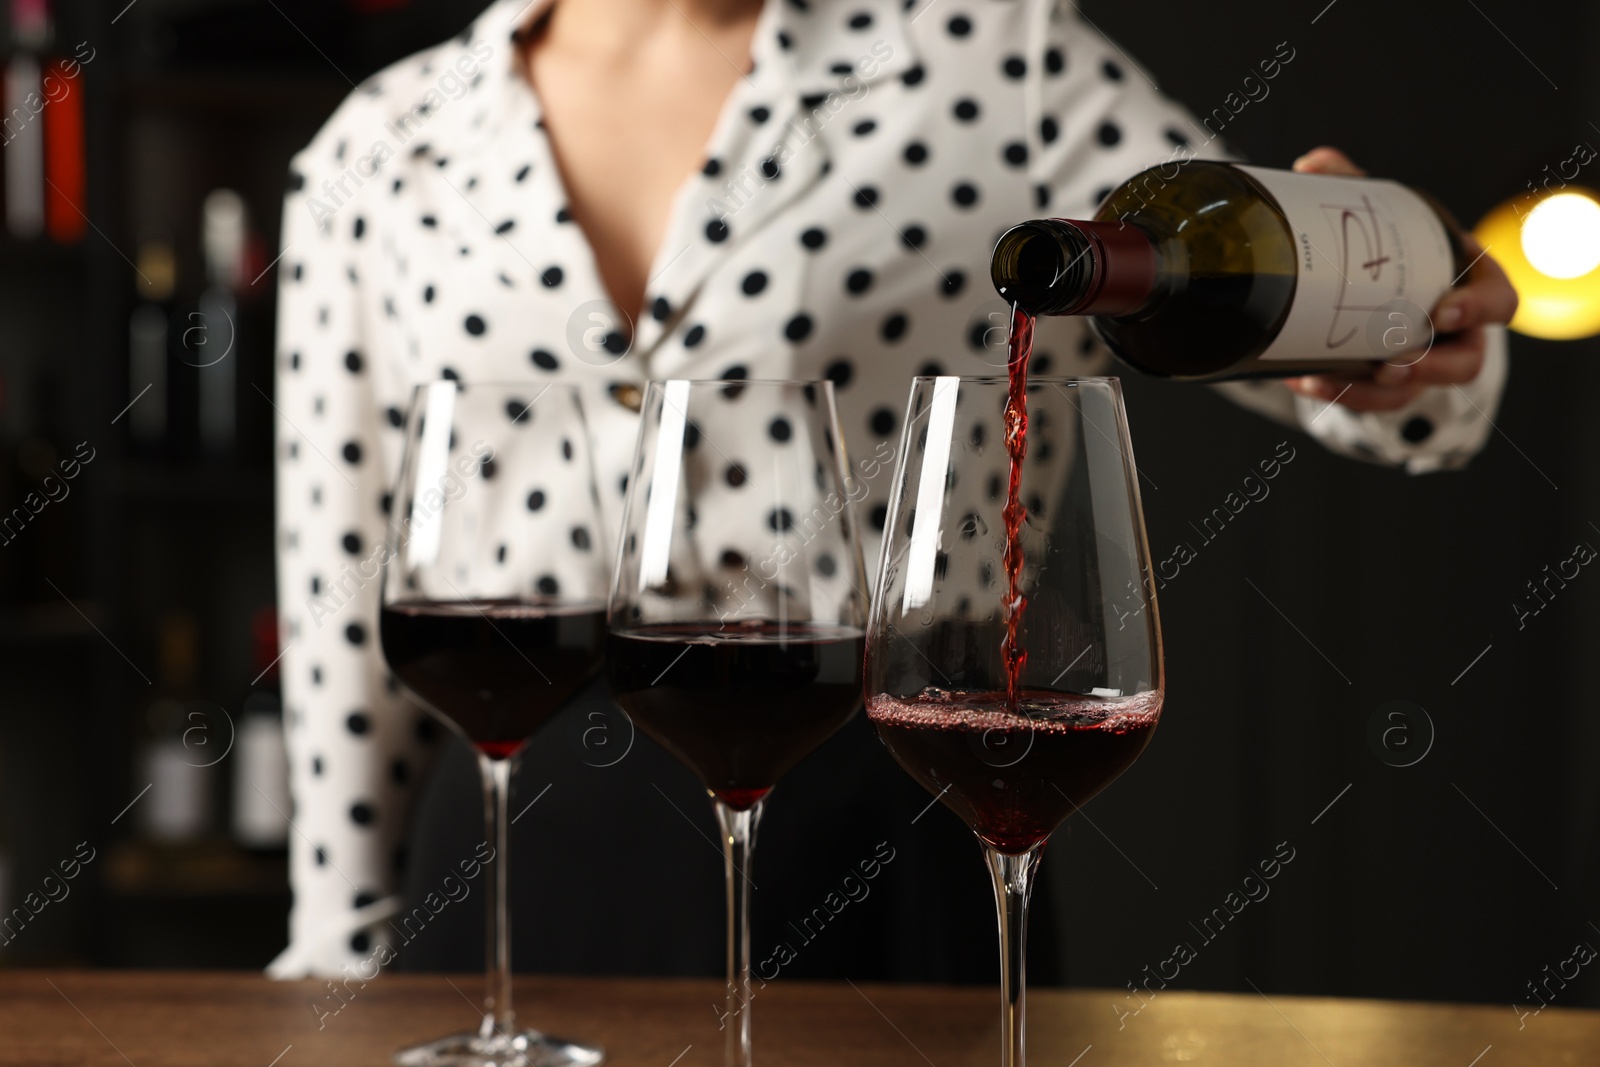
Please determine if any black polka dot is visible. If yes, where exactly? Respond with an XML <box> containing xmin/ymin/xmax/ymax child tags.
<box><xmin>346</xmin><ymin>623</ymin><xmax>366</xmax><ymax>646</ymax></box>
<box><xmin>987</xmin><ymin>474</ymin><xmax>1003</xmax><ymax>500</ymax></box>
<box><xmin>537</xmin><ymin>575</ymin><xmax>559</xmax><ymax>596</ymax></box>
<box><xmin>1102</xmin><ymin>59</ymin><xmax>1124</xmax><ymax>81</ymax></box>
<box><xmin>816</xmin><ymin>554</ymin><xmax>837</xmax><ymax>577</ymax></box>
<box><xmin>420</xmin><ymin>214</ymin><xmax>437</xmax><ymax>228</ymax></box>
<box><xmin>1041</xmin><ymin>116</ymin><xmax>1059</xmax><ymax>143</ymax></box>
<box><xmin>416</xmin><ymin>717</ymin><xmax>438</xmax><ymax>744</ymax></box>
<box><xmin>947</xmin><ymin>14</ymin><xmax>972</xmax><ymax>36</ymax></box>
<box><xmin>848</xmin><ymin>10</ymin><xmax>872</xmax><ymax>28</ymax></box>
<box><xmin>720</xmin><ymin>549</ymin><xmax>746</xmax><ymax>569</ymax></box>
<box><xmin>854</xmin><ymin>186</ymin><xmax>879</xmax><ymax>209</ymax></box>
<box><xmin>741</xmin><ymin>270</ymin><xmax>769</xmax><ymax>296</ymax></box>
<box><xmin>1002</xmin><ymin>54</ymin><xmax>1027</xmax><ymax>79</ymax></box>
<box><xmin>870</xmin><ymin>504</ymin><xmax>888</xmax><ymax>531</ymax></box>
<box><xmin>530</xmin><ymin>348</ymin><xmax>559</xmax><ymax>371</ymax></box>
<box><xmin>881</xmin><ymin>313</ymin><xmax>909</xmax><ymax>342</ymax></box>
<box><xmin>870</xmin><ymin>408</ymin><xmax>896</xmax><ymax>436</ymax></box>
<box><xmin>422</xmin><ymin>284</ymin><xmax>435</xmax><ymax>304</ymax></box>
<box><xmin>853</xmin><ymin>119</ymin><xmax>877</xmax><ymax>137</ymax></box>
<box><xmin>749</xmin><ymin>106</ymin><xmax>771</xmax><ymax>124</ymax></box>
<box><xmin>1003</xmin><ymin>142</ymin><xmax>1028</xmax><ymax>167</ymax></box>
<box><xmin>769</xmin><ymin>417</ymin><xmax>793</xmax><ymax>443</ymax></box>
<box><xmin>903</xmin><ymin>141</ymin><xmax>929</xmax><ymax>166</ymax></box>
<box><xmin>920</xmin><ymin>361</ymin><xmax>945</xmax><ymax>377</ymax></box>
<box><xmin>571</xmin><ymin>527</ymin><xmax>592</xmax><ymax>551</ymax></box>
<box><xmin>345</xmin><ymin>350</ymin><xmax>363</xmax><ymax>373</ymax></box>
<box><xmin>555</xmin><ymin>206</ymin><xmax>572</xmax><ymax>223</ymax></box>
<box><xmin>441</xmin><ymin>367</ymin><xmax>460</xmax><ymax>382</ymax></box>
<box><xmin>652</xmin><ymin>296</ymin><xmax>672</xmax><ymax>321</ymax></box>
<box><xmin>800</xmin><ymin>227</ymin><xmax>828</xmax><ymax>250</ymax></box>
<box><xmin>953</xmin><ymin>98</ymin><xmax>979</xmax><ymax>122</ymax></box>
<box><xmin>703</xmin><ymin>157</ymin><xmax>723</xmax><ymax>177</ymax></box>
<box><xmin>515</xmin><ymin>163</ymin><xmax>531</xmax><ymax>182</ymax></box>
<box><xmin>1045</xmin><ymin>47</ymin><xmax>1065</xmax><ymax>74</ymax></box>
<box><xmin>311</xmin><ymin>754</ymin><xmax>324</xmax><ymax>776</ymax></box>
<box><xmin>941</xmin><ymin>270</ymin><xmax>966</xmax><ymax>298</ymax></box>
<box><xmin>1093</xmin><ymin>185</ymin><xmax>1113</xmax><ymax>205</ymax></box>
<box><xmin>951</xmin><ymin>182</ymin><xmax>979</xmax><ymax>208</ymax></box>
<box><xmin>464</xmin><ymin>314</ymin><xmax>487</xmax><ymax>336</ymax></box>
<box><xmin>314</xmin><ymin>846</ymin><xmax>327</xmax><ymax>866</ymax></box>
<box><xmin>541</xmin><ymin>266</ymin><xmax>564</xmax><ymax>287</ymax></box>
<box><xmin>352</xmin><ymin>217</ymin><xmax>366</xmax><ymax>240</ymax></box>
<box><xmin>340</xmin><ymin>441</ymin><xmax>361</xmax><ymax>465</ymax></box>
<box><xmin>825</xmin><ymin>359</ymin><xmax>854</xmax><ymax>388</ymax></box>
<box><xmin>706</xmin><ymin>218</ymin><xmax>730</xmax><ymax>242</ymax></box>
<box><xmin>346</xmin><ymin>712</ymin><xmax>370</xmax><ymax>735</ymax></box>
<box><xmin>342</xmin><ymin>532</ymin><xmax>361</xmax><ymax>555</ymax></box>
<box><xmin>1165</xmin><ymin>128</ymin><xmax>1191</xmax><ymax>148</ymax></box>
<box><xmin>350</xmin><ymin>802</ymin><xmax>375</xmax><ymax>827</ymax></box>
<box><xmin>1401</xmin><ymin>417</ymin><xmax>1435</xmax><ymax>443</ymax></box>
<box><xmin>901</xmin><ymin>225</ymin><xmax>927</xmax><ymax>249</ymax></box>
<box><xmin>1035</xmin><ymin>184</ymin><xmax>1051</xmax><ymax>210</ymax></box>
<box><xmin>846</xmin><ymin>268</ymin><xmax>874</xmax><ymax>295</ymax></box>
<box><xmin>725</xmin><ymin>463</ymin><xmax>749</xmax><ymax>488</ymax></box>
<box><xmin>311</xmin><ymin>666</ymin><xmax>323</xmax><ymax>686</ymax></box>
<box><xmin>683</xmin><ymin>323</ymin><xmax>707</xmax><ymax>347</ymax></box>
<box><xmin>784</xmin><ymin>314</ymin><xmax>814</xmax><ymax>342</ymax></box>
<box><xmin>494</xmin><ymin>219</ymin><xmax>515</xmax><ymax>235</ymax></box>
<box><xmin>760</xmin><ymin>157</ymin><xmax>781</xmax><ymax>180</ymax></box>
<box><xmin>526</xmin><ymin>489</ymin><xmax>546</xmax><ymax>512</ymax></box>
<box><xmin>768</xmin><ymin>508</ymin><xmax>795</xmax><ymax>532</ymax></box>
<box><xmin>902</xmin><ymin>64</ymin><xmax>926</xmax><ymax>86</ymax></box>
<box><xmin>1097</xmin><ymin>121</ymin><xmax>1122</xmax><ymax>147</ymax></box>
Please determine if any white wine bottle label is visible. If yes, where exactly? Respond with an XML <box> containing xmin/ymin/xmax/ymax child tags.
<box><xmin>1235</xmin><ymin>165</ymin><xmax>1455</xmax><ymax>363</ymax></box>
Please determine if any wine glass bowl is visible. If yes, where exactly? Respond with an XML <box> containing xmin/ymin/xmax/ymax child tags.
<box><xmin>865</xmin><ymin>374</ymin><xmax>1162</xmax><ymax>1067</ymax></box>
<box><xmin>606</xmin><ymin>379</ymin><xmax>868</xmax><ymax>1067</ymax></box>
<box><xmin>379</xmin><ymin>381</ymin><xmax>607</xmax><ymax>1067</ymax></box>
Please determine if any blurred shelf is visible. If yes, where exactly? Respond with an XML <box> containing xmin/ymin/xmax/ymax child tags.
<box><xmin>104</xmin><ymin>838</ymin><xmax>287</xmax><ymax>899</ymax></box>
<box><xmin>0</xmin><ymin>601</ymin><xmax>104</xmax><ymax>646</ymax></box>
<box><xmin>114</xmin><ymin>460</ymin><xmax>273</xmax><ymax>507</ymax></box>
<box><xmin>123</xmin><ymin>71</ymin><xmax>350</xmax><ymax>116</ymax></box>
<box><xmin>0</xmin><ymin>238</ymin><xmax>86</xmax><ymax>270</ymax></box>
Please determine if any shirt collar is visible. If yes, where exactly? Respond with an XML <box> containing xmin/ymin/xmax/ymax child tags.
<box><xmin>458</xmin><ymin>0</ymin><xmax>920</xmax><ymax>122</ymax></box>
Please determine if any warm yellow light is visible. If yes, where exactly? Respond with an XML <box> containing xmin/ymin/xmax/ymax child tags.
<box><xmin>1476</xmin><ymin>185</ymin><xmax>1600</xmax><ymax>340</ymax></box>
<box><xmin>1520</xmin><ymin>193</ymin><xmax>1600</xmax><ymax>279</ymax></box>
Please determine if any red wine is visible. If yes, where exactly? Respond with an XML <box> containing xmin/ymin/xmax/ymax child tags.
<box><xmin>606</xmin><ymin>621</ymin><xmax>864</xmax><ymax>810</ymax></box>
<box><xmin>1001</xmin><ymin>306</ymin><xmax>1032</xmax><ymax>710</ymax></box>
<box><xmin>867</xmin><ymin>688</ymin><xmax>1161</xmax><ymax>854</ymax></box>
<box><xmin>380</xmin><ymin>599</ymin><xmax>606</xmax><ymax>758</ymax></box>
<box><xmin>991</xmin><ymin>161</ymin><xmax>1470</xmax><ymax>380</ymax></box>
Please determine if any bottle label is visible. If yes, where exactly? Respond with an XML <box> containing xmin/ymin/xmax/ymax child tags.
<box><xmin>1234</xmin><ymin>165</ymin><xmax>1455</xmax><ymax>363</ymax></box>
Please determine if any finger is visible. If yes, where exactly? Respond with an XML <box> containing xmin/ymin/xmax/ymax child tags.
<box><xmin>1399</xmin><ymin>334</ymin><xmax>1486</xmax><ymax>385</ymax></box>
<box><xmin>1435</xmin><ymin>246</ymin><xmax>1519</xmax><ymax>330</ymax></box>
<box><xmin>1291</xmin><ymin>147</ymin><xmax>1368</xmax><ymax>177</ymax></box>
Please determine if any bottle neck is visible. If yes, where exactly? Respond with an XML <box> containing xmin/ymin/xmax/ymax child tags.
<box><xmin>991</xmin><ymin>219</ymin><xmax>1159</xmax><ymax>316</ymax></box>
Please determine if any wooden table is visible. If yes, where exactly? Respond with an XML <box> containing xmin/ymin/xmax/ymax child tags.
<box><xmin>3</xmin><ymin>971</ymin><xmax>1595</xmax><ymax>1066</ymax></box>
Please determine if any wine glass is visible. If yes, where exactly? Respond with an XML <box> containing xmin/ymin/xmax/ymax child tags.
<box><xmin>864</xmin><ymin>375</ymin><xmax>1163</xmax><ymax>1067</ymax></box>
<box><xmin>379</xmin><ymin>381</ymin><xmax>608</xmax><ymax>1067</ymax></box>
<box><xmin>606</xmin><ymin>379</ymin><xmax>868</xmax><ymax>1067</ymax></box>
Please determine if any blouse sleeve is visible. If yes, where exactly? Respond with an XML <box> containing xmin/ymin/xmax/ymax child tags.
<box><xmin>268</xmin><ymin>97</ymin><xmax>441</xmax><ymax>978</ymax></box>
<box><xmin>1025</xmin><ymin>0</ymin><xmax>1509</xmax><ymax>473</ymax></box>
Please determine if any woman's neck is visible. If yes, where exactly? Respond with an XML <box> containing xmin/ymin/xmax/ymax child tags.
<box><xmin>526</xmin><ymin>0</ymin><xmax>764</xmax><ymax>55</ymax></box>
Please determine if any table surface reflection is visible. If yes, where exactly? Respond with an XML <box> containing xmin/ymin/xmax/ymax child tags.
<box><xmin>2</xmin><ymin>971</ymin><xmax>1593</xmax><ymax>1066</ymax></box>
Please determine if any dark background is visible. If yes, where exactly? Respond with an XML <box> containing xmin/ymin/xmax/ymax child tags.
<box><xmin>0</xmin><ymin>0</ymin><xmax>1596</xmax><ymax>1015</ymax></box>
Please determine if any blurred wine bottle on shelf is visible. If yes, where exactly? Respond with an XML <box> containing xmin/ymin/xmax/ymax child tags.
<box><xmin>127</xmin><ymin>240</ymin><xmax>176</xmax><ymax>458</ymax></box>
<box><xmin>3</xmin><ymin>0</ymin><xmax>86</xmax><ymax>244</ymax></box>
<box><xmin>231</xmin><ymin>607</ymin><xmax>288</xmax><ymax>852</ymax></box>
<box><xmin>197</xmin><ymin>190</ymin><xmax>244</xmax><ymax>459</ymax></box>
<box><xmin>135</xmin><ymin>612</ymin><xmax>217</xmax><ymax>843</ymax></box>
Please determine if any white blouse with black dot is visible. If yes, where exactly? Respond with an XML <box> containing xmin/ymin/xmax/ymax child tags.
<box><xmin>269</xmin><ymin>0</ymin><xmax>1506</xmax><ymax>976</ymax></box>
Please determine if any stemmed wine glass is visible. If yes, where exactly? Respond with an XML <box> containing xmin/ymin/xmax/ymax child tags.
<box><xmin>379</xmin><ymin>381</ymin><xmax>609</xmax><ymax>1067</ymax></box>
<box><xmin>606</xmin><ymin>379</ymin><xmax>868</xmax><ymax>1067</ymax></box>
<box><xmin>864</xmin><ymin>376</ymin><xmax>1164</xmax><ymax>1067</ymax></box>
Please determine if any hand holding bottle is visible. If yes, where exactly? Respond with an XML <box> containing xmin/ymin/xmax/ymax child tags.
<box><xmin>1284</xmin><ymin>147</ymin><xmax>1519</xmax><ymax>412</ymax></box>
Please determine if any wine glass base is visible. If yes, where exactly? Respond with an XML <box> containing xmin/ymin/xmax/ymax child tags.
<box><xmin>394</xmin><ymin>1030</ymin><xmax>604</xmax><ymax>1067</ymax></box>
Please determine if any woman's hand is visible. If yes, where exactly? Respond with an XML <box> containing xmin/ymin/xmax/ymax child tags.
<box><xmin>1281</xmin><ymin>146</ymin><xmax>1519</xmax><ymax>413</ymax></box>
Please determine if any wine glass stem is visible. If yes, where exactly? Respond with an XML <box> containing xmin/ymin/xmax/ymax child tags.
<box><xmin>479</xmin><ymin>753</ymin><xmax>516</xmax><ymax>1042</ymax></box>
<box><xmin>985</xmin><ymin>846</ymin><xmax>1042</xmax><ymax>1067</ymax></box>
<box><xmin>714</xmin><ymin>799</ymin><xmax>763</xmax><ymax>1067</ymax></box>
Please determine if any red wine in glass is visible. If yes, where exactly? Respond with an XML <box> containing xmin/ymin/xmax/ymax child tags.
<box><xmin>380</xmin><ymin>598</ymin><xmax>606</xmax><ymax>759</ymax></box>
<box><xmin>607</xmin><ymin>621</ymin><xmax>863</xmax><ymax>810</ymax></box>
<box><xmin>867</xmin><ymin>687</ymin><xmax>1161</xmax><ymax>854</ymax></box>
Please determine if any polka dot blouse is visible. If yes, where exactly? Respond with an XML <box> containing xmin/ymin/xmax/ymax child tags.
<box><xmin>268</xmin><ymin>0</ymin><xmax>1507</xmax><ymax>976</ymax></box>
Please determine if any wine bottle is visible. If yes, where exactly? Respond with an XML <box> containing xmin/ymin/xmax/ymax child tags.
<box><xmin>231</xmin><ymin>607</ymin><xmax>289</xmax><ymax>851</ymax></box>
<box><xmin>991</xmin><ymin>161</ymin><xmax>1471</xmax><ymax>381</ymax></box>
